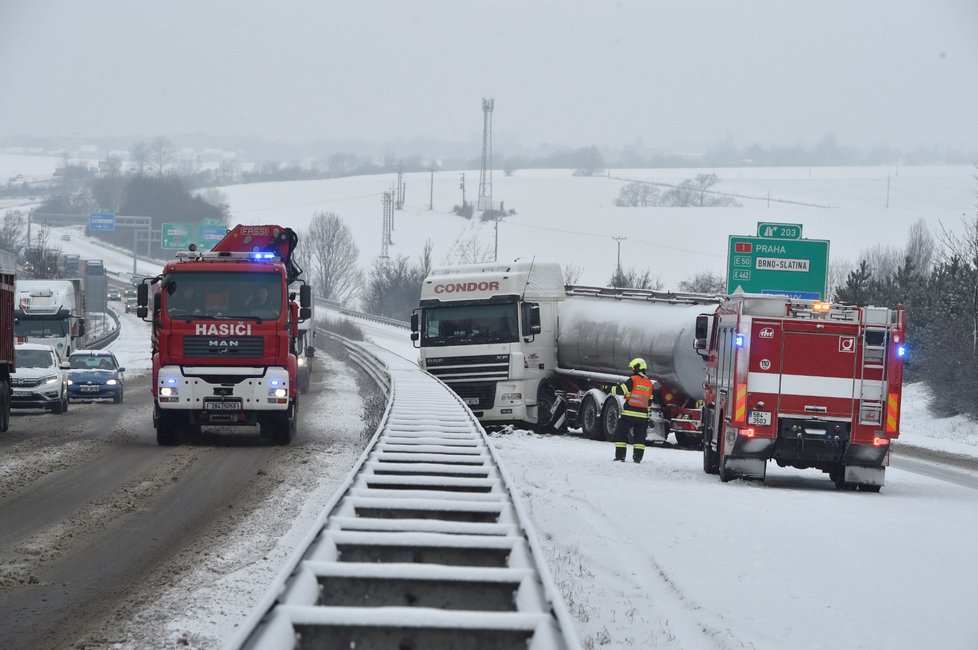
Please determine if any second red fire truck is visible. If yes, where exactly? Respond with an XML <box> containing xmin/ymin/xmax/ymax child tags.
<box><xmin>697</xmin><ymin>292</ymin><xmax>906</xmax><ymax>491</ymax></box>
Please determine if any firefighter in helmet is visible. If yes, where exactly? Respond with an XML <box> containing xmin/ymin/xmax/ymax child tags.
<box><xmin>611</xmin><ymin>357</ymin><xmax>654</xmax><ymax>462</ymax></box>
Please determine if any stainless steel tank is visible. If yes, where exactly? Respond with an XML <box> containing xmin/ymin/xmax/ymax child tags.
<box><xmin>556</xmin><ymin>293</ymin><xmax>719</xmax><ymax>400</ymax></box>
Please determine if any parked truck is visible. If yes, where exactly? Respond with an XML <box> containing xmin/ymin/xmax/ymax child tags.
<box><xmin>137</xmin><ymin>224</ymin><xmax>311</xmax><ymax>446</ymax></box>
<box><xmin>292</xmin><ymin>283</ymin><xmax>316</xmax><ymax>393</ymax></box>
<box><xmin>0</xmin><ymin>251</ymin><xmax>16</xmax><ymax>432</ymax></box>
<box><xmin>411</xmin><ymin>259</ymin><xmax>721</xmax><ymax>447</ymax></box>
<box><xmin>697</xmin><ymin>292</ymin><xmax>906</xmax><ymax>490</ymax></box>
<box><xmin>14</xmin><ymin>279</ymin><xmax>86</xmax><ymax>361</ymax></box>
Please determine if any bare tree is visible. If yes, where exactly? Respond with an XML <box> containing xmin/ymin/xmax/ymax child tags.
<box><xmin>149</xmin><ymin>136</ymin><xmax>175</xmax><ymax>176</ymax></box>
<box><xmin>860</xmin><ymin>243</ymin><xmax>901</xmax><ymax>280</ymax></box>
<box><xmin>563</xmin><ymin>263</ymin><xmax>584</xmax><ymax>285</ymax></box>
<box><xmin>677</xmin><ymin>271</ymin><xmax>726</xmax><ymax>294</ymax></box>
<box><xmin>904</xmin><ymin>218</ymin><xmax>935</xmax><ymax>276</ymax></box>
<box><xmin>609</xmin><ymin>266</ymin><xmax>662</xmax><ymax>290</ymax></box>
<box><xmin>443</xmin><ymin>225</ymin><xmax>493</xmax><ymax>265</ymax></box>
<box><xmin>303</xmin><ymin>212</ymin><xmax>361</xmax><ymax>305</ymax></box>
<box><xmin>129</xmin><ymin>141</ymin><xmax>150</xmax><ymax>176</ymax></box>
<box><xmin>30</xmin><ymin>226</ymin><xmax>62</xmax><ymax>279</ymax></box>
<box><xmin>614</xmin><ymin>182</ymin><xmax>659</xmax><ymax>207</ymax></box>
<box><xmin>827</xmin><ymin>257</ymin><xmax>853</xmax><ymax>299</ymax></box>
<box><xmin>0</xmin><ymin>210</ymin><xmax>26</xmax><ymax>254</ymax></box>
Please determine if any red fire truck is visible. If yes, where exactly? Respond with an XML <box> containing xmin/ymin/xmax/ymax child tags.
<box><xmin>697</xmin><ymin>293</ymin><xmax>906</xmax><ymax>491</ymax></box>
<box><xmin>137</xmin><ymin>225</ymin><xmax>311</xmax><ymax>446</ymax></box>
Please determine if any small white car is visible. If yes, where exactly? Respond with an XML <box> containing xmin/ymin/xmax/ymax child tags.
<box><xmin>12</xmin><ymin>343</ymin><xmax>70</xmax><ymax>413</ymax></box>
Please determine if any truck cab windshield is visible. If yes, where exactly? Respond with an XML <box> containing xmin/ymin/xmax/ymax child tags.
<box><xmin>422</xmin><ymin>303</ymin><xmax>519</xmax><ymax>346</ymax></box>
<box><xmin>164</xmin><ymin>271</ymin><xmax>282</xmax><ymax>320</ymax></box>
<box><xmin>15</xmin><ymin>318</ymin><xmax>68</xmax><ymax>338</ymax></box>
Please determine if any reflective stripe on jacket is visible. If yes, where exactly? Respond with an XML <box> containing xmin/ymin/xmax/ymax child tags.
<box><xmin>612</xmin><ymin>373</ymin><xmax>654</xmax><ymax>419</ymax></box>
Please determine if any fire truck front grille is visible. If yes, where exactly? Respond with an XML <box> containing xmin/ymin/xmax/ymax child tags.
<box><xmin>424</xmin><ymin>354</ymin><xmax>510</xmax><ymax>382</ymax></box>
<box><xmin>184</xmin><ymin>336</ymin><xmax>264</xmax><ymax>358</ymax></box>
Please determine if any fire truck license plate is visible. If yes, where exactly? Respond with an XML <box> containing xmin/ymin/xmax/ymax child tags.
<box><xmin>748</xmin><ymin>410</ymin><xmax>771</xmax><ymax>426</ymax></box>
<box><xmin>204</xmin><ymin>400</ymin><xmax>242</xmax><ymax>411</ymax></box>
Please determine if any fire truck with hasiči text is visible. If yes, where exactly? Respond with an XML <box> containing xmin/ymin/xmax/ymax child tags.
<box><xmin>137</xmin><ymin>225</ymin><xmax>311</xmax><ymax>446</ymax></box>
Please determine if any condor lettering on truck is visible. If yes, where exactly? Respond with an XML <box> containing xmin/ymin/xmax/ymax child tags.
<box><xmin>433</xmin><ymin>281</ymin><xmax>501</xmax><ymax>294</ymax></box>
<box><xmin>195</xmin><ymin>323</ymin><xmax>253</xmax><ymax>336</ymax></box>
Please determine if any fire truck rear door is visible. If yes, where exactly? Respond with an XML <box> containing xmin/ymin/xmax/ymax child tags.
<box><xmin>779</xmin><ymin>322</ymin><xmax>857</xmax><ymax>419</ymax></box>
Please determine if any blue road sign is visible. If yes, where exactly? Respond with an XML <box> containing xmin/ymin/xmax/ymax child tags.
<box><xmin>761</xmin><ymin>289</ymin><xmax>822</xmax><ymax>300</ymax></box>
<box><xmin>89</xmin><ymin>211</ymin><xmax>116</xmax><ymax>232</ymax></box>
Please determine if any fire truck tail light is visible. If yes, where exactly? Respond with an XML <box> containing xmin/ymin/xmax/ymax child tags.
<box><xmin>873</xmin><ymin>436</ymin><xmax>890</xmax><ymax>446</ymax></box>
<box><xmin>741</xmin><ymin>428</ymin><xmax>755</xmax><ymax>438</ymax></box>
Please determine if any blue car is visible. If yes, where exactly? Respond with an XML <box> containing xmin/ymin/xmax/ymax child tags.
<box><xmin>67</xmin><ymin>350</ymin><xmax>125</xmax><ymax>403</ymax></box>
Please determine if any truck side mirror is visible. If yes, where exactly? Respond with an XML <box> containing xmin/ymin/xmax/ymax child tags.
<box><xmin>522</xmin><ymin>303</ymin><xmax>541</xmax><ymax>340</ymax></box>
<box><xmin>694</xmin><ymin>314</ymin><xmax>709</xmax><ymax>356</ymax></box>
<box><xmin>410</xmin><ymin>312</ymin><xmax>419</xmax><ymax>333</ymax></box>
<box><xmin>137</xmin><ymin>282</ymin><xmax>148</xmax><ymax>307</ymax></box>
<box><xmin>299</xmin><ymin>284</ymin><xmax>311</xmax><ymax>309</ymax></box>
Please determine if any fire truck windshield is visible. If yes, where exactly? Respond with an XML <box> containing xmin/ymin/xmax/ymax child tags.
<box><xmin>422</xmin><ymin>303</ymin><xmax>519</xmax><ymax>347</ymax></box>
<box><xmin>164</xmin><ymin>271</ymin><xmax>282</xmax><ymax>320</ymax></box>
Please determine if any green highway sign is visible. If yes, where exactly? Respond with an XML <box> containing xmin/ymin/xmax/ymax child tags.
<box><xmin>727</xmin><ymin>225</ymin><xmax>829</xmax><ymax>299</ymax></box>
<box><xmin>161</xmin><ymin>222</ymin><xmax>193</xmax><ymax>249</ymax></box>
<box><xmin>756</xmin><ymin>222</ymin><xmax>802</xmax><ymax>240</ymax></box>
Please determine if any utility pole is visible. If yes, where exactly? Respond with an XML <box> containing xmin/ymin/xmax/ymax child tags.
<box><xmin>460</xmin><ymin>173</ymin><xmax>466</xmax><ymax>207</ymax></box>
<box><xmin>381</xmin><ymin>191</ymin><xmax>393</xmax><ymax>258</ymax></box>
<box><xmin>612</xmin><ymin>236</ymin><xmax>627</xmax><ymax>286</ymax></box>
<box><xmin>429</xmin><ymin>169</ymin><xmax>434</xmax><ymax>210</ymax></box>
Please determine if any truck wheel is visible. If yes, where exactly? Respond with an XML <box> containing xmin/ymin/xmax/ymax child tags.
<box><xmin>297</xmin><ymin>366</ymin><xmax>310</xmax><ymax>393</ymax></box>
<box><xmin>601</xmin><ymin>398</ymin><xmax>620</xmax><ymax>442</ymax></box>
<box><xmin>533</xmin><ymin>384</ymin><xmax>558</xmax><ymax>433</ymax></box>
<box><xmin>719</xmin><ymin>456</ymin><xmax>735</xmax><ymax>482</ymax></box>
<box><xmin>703</xmin><ymin>426</ymin><xmax>720</xmax><ymax>475</ymax></box>
<box><xmin>0</xmin><ymin>379</ymin><xmax>9</xmax><ymax>432</ymax></box>
<box><xmin>579</xmin><ymin>394</ymin><xmax>602</xmax><ymax>440</ymax></box>
<box><xmin>156</xmin><ymin>412</ymin><xmax>180</xmax><ymax>446</ymax></box>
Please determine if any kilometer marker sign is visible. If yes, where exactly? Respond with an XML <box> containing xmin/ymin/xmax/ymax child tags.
<box><xmin>726</xmin><ymin>223</ymin><xmax>829</xmax><ymax>299</ymax></box>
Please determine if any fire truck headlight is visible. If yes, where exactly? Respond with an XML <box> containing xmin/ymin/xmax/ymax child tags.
<box><xmin>271</xmin><ymin>388</ymin><xmax>287</xmax><ymax>398</ymax></box>
<box><xmin>160</xmin><ymin>386</ymin><xmax>176</xmax><ymax>397</ymax></box>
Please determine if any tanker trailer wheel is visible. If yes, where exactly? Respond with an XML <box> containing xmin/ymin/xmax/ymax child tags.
<box><xmin>579</xmin><ymin>394</ymin><xmax>603</xmax><ymax>440</ymax></box>
<box><xmin>601</xmin><ymin>398</ymin><xmax>621</xmax><ymax>442</ymax></box>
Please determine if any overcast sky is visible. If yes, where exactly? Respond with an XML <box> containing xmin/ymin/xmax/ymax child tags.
<box><xmin>2</xmin><ymin>0</ymin><xmax>976</xmax><ymax>152</ymax></box>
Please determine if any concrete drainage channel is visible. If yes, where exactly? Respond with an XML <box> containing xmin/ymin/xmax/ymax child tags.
<box><xmin>231</xmin><ymin>337</ymin><xmax>580</xmax><ymax>650</ymax></box>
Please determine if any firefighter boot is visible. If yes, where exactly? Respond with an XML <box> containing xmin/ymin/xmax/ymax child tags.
<box><xmin>614</xmin><ymin>443</ymin><xmax>627</xmax><ymax>462</ymax></box>
<box><xmin>633</xmin><ymin>446</ymin><xmax>645</xmax><ymax>463</ymax></box>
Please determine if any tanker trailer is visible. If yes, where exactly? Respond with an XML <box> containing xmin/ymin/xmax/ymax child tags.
<box><xmin>542</xmin><ymin>286</ymin><xmax>723</xmax><ymax>447</ymax></box>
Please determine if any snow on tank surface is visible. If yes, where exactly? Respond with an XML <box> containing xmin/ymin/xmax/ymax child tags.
<box><xmin>556</xmin><ymin>291</ymin><xmax>721</xmax><ymax>401</ymax></box>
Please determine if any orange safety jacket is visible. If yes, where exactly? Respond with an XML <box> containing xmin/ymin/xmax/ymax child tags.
<box><xmin>612</xmin><ymin>373</ymin><xmax>654</xmax><ymax>419</ymax></box>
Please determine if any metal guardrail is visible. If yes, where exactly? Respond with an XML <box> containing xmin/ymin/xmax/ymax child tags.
<box><xmin>229</xmin><ymin>335</ymin><xmax>580</xmax><ymax>650</ymax></box>
<box><xmin>82</xmin><ymin>308</ymin><xmax>121</xmax><ymax>350</ymax></box>
<box><xmin>315</xmin><ymin>297</ymin><xmax>410</xmax><ymax>330</ymax></box>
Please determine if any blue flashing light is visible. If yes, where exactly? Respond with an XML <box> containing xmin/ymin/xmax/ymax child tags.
<box><xmin>166</xmin><ymin>377</ymin><xmax>177</xmax><ymax>385</ymax></box>
<box><xmin>252</xmin><ymin>251</ymin><xmax>276</xmax><ymax>260</ymax></box>
<box><xmin>269</xmin><ymin>378</ymin><xmax>281</xmax><ymax>387</ymax></box>
<box><xmin>897</xmin><ymin>345</ymin><xmax>906</xmax><ymax>358</ymax></box>
<box><xmin>735</xmin><ymin>334</ymin><xmax>745</xmax><ymax>348</ymax></box>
